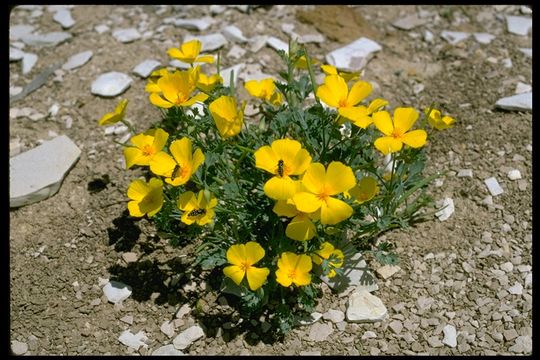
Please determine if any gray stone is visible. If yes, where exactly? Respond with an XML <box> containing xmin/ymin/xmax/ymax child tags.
<box><xmin>484</xmin><ymin>177</ymin><xmax>504</xmax><ymax>196</ymax></box>
<box><xmin>440</xmin><ymin>31</ymin><xmax>469</xmax><ymax>45</ymax></box>
<box><xmin>500</xmin><ymin>262</ymin><xmax>514</xmax><ymax>272</ymax></box>
<box><xmin>249</xmin><ymin>35</ymin><xmax>268</xmax><ymax>53</ymax></box>
<box><xmin>392</xmin><ymin>14</ymin><xmax>428</xmax><ymax>30</ymax></box>
<box><xmin>509</xmin><ymin>335</ymin><xmax>532</xmax><ymax>353</ymax></box>
<box><xmin>296</xmin><ymin>312</ymin><xmax>323</xmax><ymax>326</ymax></box>
<box><xmin>376</xmin><ymin>265</ymin><xmax>401</xmax><ymax>279</ymax></box>
<box><xmin>91</xmin><ymin>72</ymin><xmax>132</xmax><ymax>97</ymax></box>
<box><xmin>298</xmin><ymin>33</ymin><xmax>325</xmax><ymax>44</ymax></box>
<box><xmin>173</xmin><ymin>325</ymin><xmax>205</xmax><ymax>350</ymax></box>
<box><xmin>457</xmin><ymin>169</ymin><xmax>473</xmax><ymax>178</ymax></box>
<box><xmin>442</xmin><ymin>325</ymin><xmax>457</xmax><ymax>347</ymax></box>
<box><xmin>122</xmin><ymin>252</ymin><xmax>138</xmax><ymax>263</ymax></box>
<box><xmin>229</xmin><ymin>5</ymin><xmax>249</xmax><ymax>12</ymax></box>
<box><xmin>507</xmin><ymin>169</ymin><xmax>522</xmax><ymax>180</ymax></box>
<box><xmin>94</xmin><ymin>24</ymin><xmax>109</xmax><ymax>34</ymax></box>
<box><xmin>361</xmin><ymin>330</ymin><xmax>377</xmax><ymax>340</ymax></box>
<box><xmin>300</xmin><ymin>351</ymin><xmax>321</xmax><ymax>356</ymax></box>
<box><xmin>184</xmin><ymin>33</ymin><xmax>227</xmax><ymax>51</ymax></box>
<box><xmin>120</xmin><ymin>315</ymin><xmax>133</xmax><ymax>325</ymax></box>
<box><xmin>227</xmin><ymin>44</ymin><xmax>246</xmax><ymax>60</ymax></box>
<box><xmin>388</xmin><ymin>320</ymin><xmax>403</xmax><ymax>334</ymax></box>
<box><xmin>325</xmin><ymin>37</ymin><xmax>382</xmax><ymax>72</ymax></box>
<box><xmin>169</xmin><ymin>59</ymin><xmax>190</xmax><ymax>69</ymax></box>
<box><xmin>11</xmin><ymin>340</ymin><xmax>28</xmax><ymax>355</ymax></box>
<box><xmin>173</xmin><ymin>17</ymin><xmax>214</xmax><ymax>31</ymax></box>
<box><xmin>20</xmin><ymin>31</ymin><xmax>72</xmax><ymax>47</ymax></box>
<box><xmin>103</xmin><ymin>280</ymin><xmax>132</xmax><ymax>304</ymax></box>
<box><xmin>222</xmin><ymin>25</ymin><xmax>248</xmax><ymax>43</ymax></box>
<box><xmin>10</xmin><ymin>135</ymin><xmax>81</xmax><ymax>208</ymax></box>
<box><xmin>132</xmin><ymin>59</ymin><xmax>161</xmax><ymax>78</ymax></box>
<box><xmin>10</xmin><ymin>25</ymin><xmax>35</xmax><ymax>40</ymax></box>
<box><xmin>519</xmin><ymin>48</ymin><xmax>532</xmax><ymax>58</ymax></box>
<box><xmin>322</xmin><ymin>309</ymin><xmax>345</xmax><ymax>323</ymax></box>
<box><xmin>525</xmin><ymin>273</ymin><xmax>532</xmax><ymax>288</ymax></box>
<box><xmin>416</xmin><ymin>296</ymin><xmax>434</xmax><ymax>311</ymax></box>
<box><xmin>504</xmin><ymin>328</ymin><xmax>519</xmax><ymax>341</ymax></box>
<box><xmin>427</xmin><ymin>336</ymin><xmax>444</xmax><ymax>348</ymax></box>
<box><xmin>515</xmin><ymin>82</ymin><xmax>532</xmax><ymax>94</ymax></box>
<box><xmin>346</xmin><ymin>289</ymin><xmax>387</xmax><ymax>322</ymax></box>
<box><xmin>308</xmin><ymin>322</ymin><xmax>333</xmax><ymax>342</ymax></box>
<box><xmin>507</xmin><ymin>282</ymin><xmax>523</xmax><ymax>295</ymax></box>
<box><xmin>53</xmin><ymin>9</ymin><xmax>75</xmax><ymax>29</ymax></box>
<box><xmin>266</xmin><ymin>36</ymin><xmax>288</xmax><ymax>53</ymax></box>
<box><xmin>152</xmin><ymin>344</ymin><xmax>185</xmax><ymax>355</ymax></box>
<box><xmin>210</xmin><ymin>5</ymin><xmax>226</xmax><ymax>15</ymax></box>
<box><xmin>435</xmin><ymin>197</ymin><xmax>455</xmax><ymax>221</ymax></box>
<box><xmin>62</xmin><ymin>50</ymin><xmax>93</xmax><ymax>70</ymax></box>
<box><xmin>22</xmin><ymin>52</ymin><xmax>38</xmax><ymax>74</ymax></box>
<box><xmin>10</xmin><ymin>47</ymin><xmax>25</xmax><ymax>61</ymax></box>
<box><xmin>160</xmin><ymin>320</ymin><xmax>175</xmax><ymax>338</ymax></box>
<box><xmin>220</xmin><ymin>63</ymin><xmax>244</xmax><ymax>88</ymax></box>
<box><xmin>473</xmin><ymin>32</ymin><xmax>495</xmax><ymax>44</ymax></box>
<box><xmin>506</xmin><ymin>15</ymin><xmax>532</xmax><ymax>36</ymax></box>
<box><xmin>118</xmin><ymin>330</ymin><xmax>148</xmax><ymax>351</ymax></box>
<box><xmin>112</xmin><ymin>28</ymin><xmax>141</xmax><ymax>43</ymax></box>
<box><xmin>502</xmin><ymin>58</ymin><xmax>512</xmax><ymax>69</ymax></box>
<box><xmin>424</xmin><ymin>30</ymin><xmax>434</xmax><ymax>43</ymax></box>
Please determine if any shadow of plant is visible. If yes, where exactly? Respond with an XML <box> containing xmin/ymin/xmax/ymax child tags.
<box><xmin>107</xmin><ymin>209</ymin><xmax>142</xmax><ymax>252</ymax></box>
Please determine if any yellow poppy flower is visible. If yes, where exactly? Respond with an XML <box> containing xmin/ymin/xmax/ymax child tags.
<box><xmin>127</xmin><ymin>177</ymin><xmax>164</xmax><ymax>218</ymax></box>
<box><xmin>98</xmin><ymin>99</ymin><xmax>128</xmax><ymax>126</ymax></box>
<box><xmin>197</xmin><ymin>73</ymin><xmax>223</xmax><ymax>93</ymax></box>
<box><xmin>425</xmin><ymin>108</ymin><xmax>455</xmax><ymax>130</ymax></box>
<box><xmin>254</xmin><ymin>139</ymin><xmax>312</xmax><ymax>200</ymax></box>
<box><xmin>373</xmin><ymin>107</ymin><xmax>427</xmax><ymax>155</ymax></box>
<box><xmin>275</xmin><ymin>252</ymin><xmax>312</xmax><ymax>287</ymax></box>
<box><xmin>123</xmin><ymin>128</ymin><xmax>169</xmax><ymax>169</ymax></box>
<box><xmin>272</xmin><ymin>186</ymin><xmax>319</xmax><ymax>241</ymax></box>
<box><xmin>149</xmin><ymin>68</ymin><xmax>209</xmax><ymax>109</ymax></box>
<box><xmin>145</xmin><ymin>68</ymin><xmax>169</xmax><ymax>93</ymax></box>
<box><xmin>320</xmin><ymin>64</ymin><xmax>360</xmax><ymax>83</ymax></box>
<box><xmin>345</xmin><ymin>176</ymin><xmax>379</xmax><ymax>204</ymax></box>
<box><xmin>311</xmin><ymin>242</ymin><xmax>344</xmax><ymax>278</ymax></box>
<box><xmin>177</xmin><ymin>190</ymin><xmax>217</xmax><ymax>226</ymax></box>
<box><xmin>293</xmin><ymin>161</ymin><xmax>356</xmax><ymax>225</ymax></box>
<box><xmin>223</xmin><ymin>242</ymin><xmax>270</xmax><ymax>291</ymax></box>
<box><xmin>294</xmin><ymin>55</ymin><xmax>319</xmax><ymax>70</ymax></box>
<box><xmin>244</xmin><ymin>78</ymin><xmax>283</xmax><ymax>106</ymax></box>
<box><xmin>338</xmin><ymin>98</ymin><xmax>389</xmax><ymax>129</ymax></box>
<box><xmin>208</xmin><ymin>95</ymin><xmax>246</xmax><ymax>139</ymax></box>
<box><xmin>167</xmin><ymin>39</ymin><xmax>215</xmax><ymax>64</ymax></box>
<box><xmin>149</xmin><ymin>137</ymin><xmax>205</xmax><ymax>186</ymax></box>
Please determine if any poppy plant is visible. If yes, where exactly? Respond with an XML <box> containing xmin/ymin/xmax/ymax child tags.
<box><xmin>275</xmin><ymin>252</ymin><xmax>312</xmax><ymax>287</ymax></box>
<box><xmin>373</xmin><ymin>107</ymin><xmax>427</xmax><ymax>155</ymax></box>
<box><xmin>209</xmin><ymin>95</ymin><xmax>246</xmax><ymax>139</ymax></box>
<box><xmin>167</xmin><ymin>39</ymin><xmax>215</xmax><ymax>64</ymax></box>
<box><xmin>149</xmin><ymin>68</ymin><xmax>209</xmax><ymax>108</ymax></box>
<box><xmin>123</xmin><ymin>128</ymin><xmax>169</xmax><ymax>169</ymax></box>
<box><xmin>223</xmin><ymin>242</ymin><xmax>270</xmax><ymax>291</ymax></box>
<box><xmin>98</xmin><ymin>99</ymin><xmax>128</xmax><ymax>126</ymax></box>
<box><xmin>177</xmin><ymin>190</ymin><xmax>217</xmax><ymax>225</ymax></box>
<box><xmin>127</xmin><ymin>177</ymin><xmax>164</xmax><ymax>218</ymax></box>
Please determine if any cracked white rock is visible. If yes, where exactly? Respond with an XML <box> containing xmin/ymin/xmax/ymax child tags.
<box><xmin>185</xmin><ymin>33</ymin><xmax>227</xmax><ymax>51</ymax></box>
<box><xmin>424</xmin><ymin>30</ymin><xmax>434</xmax><ymax>43</ymax></box>
<box><xmin>507</xmin><ymin>169</ymin><xmax>522</xmax><ymax>180</ymax></box>
<box><xmin>118</xmin><ymin>330</ymin><xmax>148</xmax><ymax>351</ymax></box>
<box><xmin>22</xmin><ymin>52</ymin><xmax>38</xmax><ymax>74</ymax></box>
<box><xmin>222</xmin><ymin>25</ymin><xmax>248</xmax><ymax>43</ymax></box>
<box><xmin>484</xmin><ymin>177</ymin><xmax>504</xmax><ymax>196</ymax></box>
<box><xmin>10</xmin><ymin>135</ymin><xmax>81</xmax><ymax>208</ymax></box>
<box><xmin>495</xmin><ymin>92</ymin><xmax>532</xmax><ymax>112</ymax></box>
<box><xmin>346</xmin><ymin>289</ymin><xmax>387</xmax><ymax>322</ymax></box>
<box><xmin>10</xmin><ymin>25</ymin><xmax>35</xmax><ymax>40</ymax></box>
<box><xmin>266</xmin><ymin>36</ymin><xmax>289</xmax><ymax>53</ymax></box>
<box><xmin>20</xmin><ymin>31</ymin><xmax>72</xmax><ymax>47</ymax></box>
<box><xmin>435</xmin><ymin>197</ymin><xmax>455</xmax><ymax>221</ymax></box>
<box><xmin>62</xmin><ymin>50</ymin><xmax>93</xmax><ymax>70</ymax></box>
<box><xmin>440</xmin><ymin>31</ymin><xmax>470</xmax><ymax>45</ymax></box>
<box><xmin>132</xmin><ymin>59</ymin><xmax>161</xmax><ymax>78</ymax></box>
<box><xmin>174</xmin><ymin>17</ymin><xmax>214</xmax><ymax>31</ymax></box>
<box><xmin>473</xmin><ymin>32</ymin><xmax>495</xmax><ymax>44</ymax></box>
<box><xmin>326</xmin><ymin>37</ymin><xmax>382</xmax><ymax>72</ymax></box>
<box><xmin>442</xmin><ymin>325</ymin><xmax>457</xmax><ymax>347</ymax></box>
<box><xmin>53</xmin><ymin>9</ymin><xmax>75</xmax><ymax>29</ymax></box>
<box><xmin>112</xmin><ymin>28</ymin><xmax>141</xmax><ymax>43</ymax></box>
<box><xmin>91</xmin><ymin>72</ymin><xmax>132</xmax><ymax>97</ymax></box>
<box><xmin>506</xmin><ymin>15</ymin><xmax>532</xmax><ymax>36</ymax></box>
<box><xmin>102</xmin><ymin>280</ymin><xmax>133</xmax><ymax>304</ymax></box>
<box><xmin>152</xmin><ymin>344</ymin><xmax>184</xmax><ymax>355</ymax></box>
<box><xmin>173</xmin><ymin>325</ymin><xmax>205</xmax><ymax>350</ymax></box>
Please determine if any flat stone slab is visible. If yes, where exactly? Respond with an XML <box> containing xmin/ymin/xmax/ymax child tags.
<box><xmin>10</xmin><ymin>24</ymin><xmax>35</xmax><ymax>40</ymax></box>
<box><xmin>184</xmin><ymin>33</ymin><xmax>227</xmax><ymax>52</ymax></box>
<box><xmin>118</xmin><ymin>330</ymin><xmax>148</xmax><ymax>351</ymax></box>
<box><xmin>152</xmin><ymin>344</ymin><xmax>185</xmax><ymax>355</ymax></box>
<box><xmin>495</xmin><ymin>92</ymin><xmax>532</xmax><ymax>112</ymax></box>
<box><xmin>173</xmin><ymin>17</ymin><xmax>214</xmax><ymax>31</ymax></box>
<box><xmin>506</xmin><ymin>15</ymin><xmax>532</xmax><ymax>36</ymax></box>
<box><xmin>392</xmin><ymin>14</ymin><xmax>429</xmax><ymax>30</ymax></box>
<box><xmin>266</xmin><ymin>36</ymin><xmax>289</xmax><ymax>53</ymax></box>
<box><xmin>53</xmin><ymin>9</ymin><xmax>75</xmax><ymax>29</ymax></box>
<box><xmin>473</xmin><ymin>32</ymin><xmax>495</xmax><ymax>44</ymax></box>
<box><xmin>325</xmin><ymin>37</ymin><xmax>382</xmax><ymax>72</ymax></box>
<box><xmin>103</xmin><ymin>280</ymin><xmax>133</xmax><ymax>303</ymax></box>
<box><xmin>222</xmin><ymin>25</ymin><xmax>248</xmax><ymax>43</ymax></box>
<box><xmin>346</xmin><ymin>289</ymin><xmax>387</xmax><ymax>322</ymax></box>
<box><xmin>22</xmin><ymin>52</ymin><xmax>38</xmax><ymax>74</ymax></box>
<box><xmin>62</xmin><ymin>50</ymin><xmax>93</xmax><ymax>70</ymax></box>
<box><xmin>440</xmin><ymin>31</ymin><xmax>470</xmax><ymax>45</ymax></box>
<box><xmin>91</xmin><ymin>71</ymin><xmax>132</xmax><ymax>97</ymax></box>
<box><xmin>435</xmin><ymin>197</ymin><xmax>455</xmax><ymax>221</ymax></box>
<box><xmin>20</xmin><ymin>31</ymin><xmax>72</xmax><ymax>47</ymax></box>
<box><xmin>112</xmin><ymin>28</ymin><xmax>141</xmax><ymax>43</ymax></box>
<box><xmin>321</xmin><ymin>251</ymin><xmax>378</xmax><ymax>294</ymax></box>
<box><xmin>132</xmin><ymin>59</ymin><xmax>161</xmax><ymax>78</ymax></box>
<box><xmin>10</xmin><ymin>135</ymin><xmax>81</xmax><ymax>208</ymax></box>
<box><xmin>10</xmin><ymin>47</ymin><xmax>25</xmax><ymax>61</ymax></box>
<box><xmin>173</xmin><ymin>325</ymin><xmax>205</xmax><ymax>350</ymax></box>
<box><xmin>484</xmin><ymin>177</ymin><xmax>504</xmax><ymax>196</ymax></box>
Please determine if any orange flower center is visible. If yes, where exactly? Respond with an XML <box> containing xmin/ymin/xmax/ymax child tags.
<box><xmin>338</xmin><ymin>98</ymin><xmax>348</xmax><ymax>108</ymax></box>
<box><xmin>142</xmin><ymin>144</ymin><xmax>154</xmax><ymax>157</ymax></box>
<box><xmin>391</xmin><ymin>129</ymin><xmax>403</xmax><ymax>139</ymax></box>
<box><xmin>317</xmin><ymin>186</ymin><xmax>331</xmax><ymax>202</ymax></box>
<box><xmin>240</xmin><ymin>261</ymin><xmax>251</xmax><ymax>272</ymax></box>
<box><xmin>287</xmin><ymin>269</ymin><xmax>297</xmax><ymax>279</ymax></box>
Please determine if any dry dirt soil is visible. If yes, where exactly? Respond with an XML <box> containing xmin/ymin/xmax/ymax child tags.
<box><xmin>9</xmin><ymin>5</ymin><xmax>532</xmax><ymax>355</ymax></box>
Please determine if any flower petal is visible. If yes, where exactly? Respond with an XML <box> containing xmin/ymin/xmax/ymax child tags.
<box><xmin>149</xmin><ymin>151</ymin><xmax>176</xmax><ymax>177</ymax></box>
<box><xmin>286</xmin><ymin>214</ymin><xmax>316</xmax><ymax>241</ymax></box>
<box><xmin>271</xmin><ymin>139</ymin><xmax>301</xmax><ymax>168</ymax></box>
<box><xmin>393</xmin><ymin>107</ymin><xmax>419</xmax><ymax>133</ymax></box>
<box><xmin>152</xmin><ymin>128</ymin><xmax>169</xmax><ymax>152</ymax></box>
<box><xmin>273</xmin><ymin>200</ymin><xmax>298</xmax><ymax>217</ymax></box>
<box><xmin>194</xmin><ymin>55</ymin><xmax>215</xmax><ymax>64</ymax></box>
<box><xmin>127</xmin><ymin>201</ymin><xmax>144</xmax><ymax>217</ymax></box>
<box><xmin>244</xmin><ymin>241</ymin><xmax>265</xmax><ymax>264</ymax></box>
<box><xmin>374</xmin><ymin>136</ymin><xmax>403</xmax><ymax>155</ymax></box>
<box><xmin>325</xmin><ymin>161</ymin><xmax>356</xmax><ymax>195</ymax></box>
<box><xmin>401</xmin><ymin>129</ymin><xmax>427</xmax><ymax>148</ymax></box>
<box><xmin>246</xmin><ymin>267</ymin><xmax>270</xmax><ymax>291</ymax></box>
<box><xmin>300</xmin><ymin>162</ymin><xmax>326</xmax><ymax>193</ymax></box>
<box><xmin>226</xmin><ymin>244</ymin><xmax>246</xmax><ymax>266</ymax></box>
<box><xmin>263</xmin><ymin>176</ymin><xmax>297</xmax><ymax>200</ymax></box>
<box><xmin>127</xmin><ymin>179</ymin><xmax>149</xmax><ymax>201</ymax></box>
<box><xmin>191</xmin><ymin>148</ymin><xmax>205</xmax><ymax>173</ymax></box>
<box><xmin>167</xmin><ymin>47</ymin><xmax>185</xmax><ymax>61</ymax></box>
<box><xmin>149</xmin><ymin>93</ymin><xmax>173</xmax><ymax>108</ymax></box>
<box><xmin>367</xmin><ymin>98</ymin><xmax>388</xmax><ymax>114</ymax></box>
<box><xmin>289</xmin><ymin>148</ymin><xmax>312</xmax><ymax>175</ymax></box>
<box><xmin>348</xmin><ymin>176</ymin><xmax>379</xmax><ymax>204</ymax></box>
<box><xmin>169</xmin><ymin>138</ymin><xmax>192</xmax><ymax>166</ymax></box>
<box><xmin>295</xmin><ymin>254</ymin><xmax>313</xmax><ymax>273</ymax></box>
<box><xmin>372</xmin><ymin>111</ymin><xmax>394</xmax><ymax>136</ymax></box>
<box><xmin>180</xmin><ymin>92</ymin><xmax>209</xmax><ymax>107</ymax></box>
<box><xmin>123</xmin><ymin>147</ymin><xmax>143</xmax><ymax>169</ymax></box>
<box><xmin>223</xmin><ymin>265</ymin><xmax>245</xmax><ymax>286</ymax></box>
<box><xmin>320</xmin><ymin>197</ymin><xmax>353</xmax><ymax>225</ymax></box>
<box><xmin>254</xmin><ymin>145</ymin><xmax>279</xmax><ymax>174</ymax></box>
<box><xmin>138</xmin><ymin>187</ymin><xmax>163</xmax><ymax>217</ymax></box>
<box><xmin>275</xmin><ymin>268</ymin><xmax>293</xmax><ymax>287</ymax></box>
<box><xmin>293</xmin><ymin>192</ymin><xmax>323</xmax><ymax>213</ymax></box>
<box><xmin>177</xmin><ymin>191</ymin><xmax>197</xmax><ymax>212</ymax></box>
<box><xmin>346</xmin><ymin>80</ymin><xmax>372</xmax><ymax>106</ymax></box>
<box><xmin>244</xmin><ymin>80</ymin><xmax>263</xmax><ymax>97</ymax></box>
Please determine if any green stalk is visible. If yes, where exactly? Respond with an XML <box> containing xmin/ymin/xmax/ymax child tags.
<box><xmin>302</xmin><ymin>46</ymin><xmax>321</xmax><ymax>105</ymax></box>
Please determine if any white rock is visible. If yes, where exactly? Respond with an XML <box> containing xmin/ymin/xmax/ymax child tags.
<box><xmin>298</xmin><ymin>33</ymin><xmax>325</xmax><ymax>44</ymax></box>
<box><xmin>507</xmin><ymin>169</ymin><xmax>522</xmax><ymax>180</ymax></box>
<box><xmin>500</xmin><ymin>262</ymin><xmax>514</xmax><ymax>272</ymax></box>
<box><xmin>300</xmin><ymin>351</ymin><xmax>321</xmax><ymax>356</ymax></box>
<box><xmin>95</xmin><ymin>24</ymin><xmax>109</xmax><ymax>34</ymax></box>
<box><xmin>152</xmin><ymin>344</ymin><xmax>185</xmax><ymax>355</ymax></box>
<box><xmin>53</xmin><ymin>9</ymin><xmax>75</xmax><ymax>29</ymax></box>
<box><xmin>442</xmin><ymin>324</ymin><xmax>457</xmax><ymax>347</ymax></box>
<box><xmin>325</xmin><ymin>37</ymin><xmax>382</xmax><ymax>72</ymax></box>
<box><xmin>321</xmin><ymin>252</ymin><xmax>378</xmax><ymax>294</ymax></box>
<box><xmin>515</xmin><ymin>82</ymin><xmax>532</xmax><ymax>94</ymax></box>
<box><xmin>169</xmin><ymin>59</ymin><xmax>190</xmax><ymax>69</ymax></box>
<box><xmin>376</xmin><ymin>265</ymin><xmax>401</xmax><ymax>279</ymax></box>
<box><xmin>221</xmin><ymin>63</ymin><xmax>244</xmax><ymax>88</ymax></box>
<box><xmin>484</xmin><ymin>177</ymin><xmax>504</xmax><ymax>196</ymax></box>
<box><xmin>496</xmin><ymin>91</ymin><xmax>532</xmax><ymax>112</ymax></box>
<box><xmin>160</xmin><ymin>320</ymin><xmax>176</xmax><ymax>338</ymax></box>
<box><xmin>322</xmin><ymin>309</ymin><xmax>345</xmax><ymax>323</ymax></box>
<box><xmin>222</xmin><ymin>25</ymin><xmax>248</xmax><ymax>43</ymax></box>
<box><xmin>392</xmin><ymin>14</ymin><xmax>428</xmax><ymax>30</ymax></box>
<box><xmin>509</xmin><ymin>335</ymin><xmax>532</xmax><ymax>353</ymax></box>
<box><xmin>112</xmin><ymin>28</ymin><xmax>141</xmax><ymax>43</ymax></box>
<box><xmin>473</xmin><ymin>32</ymin><xmax>495</xmax><ymax>44</ymax></box>
<box><xmin>102</xmin><ymin>280</ymin><xmax>133</xmax><ymax>304</ymax></box>
<box><xmin>62</xmin><ymin>50</ymin><xmax>93</xmax><ymax>70</ymax></box>
<box><xmin>249</xmin><ymin>35</ymin><xmax>268</xmax><ymax>53</ymax></box>
<box><xmin>22</xmin><ymin>52</ymin><xmax>38</xmax><ymax>74</ymax></box>
<box><xmin>10</xmin><ymin>86</ymin><xmax>23</xmax><ymax>97</ymax></box>
<box><xmin>424</xmin><ymin>30</ymin><xmax>434</xmax><ymax>43</ymax></box>
<box><xmin>48</xmin><ymin>103</ymin><xmax>60</xmax><ymax>117</ymax></box>
<box><xmin>229</xmin><ymin>5</ymin><xmax>249</xmax><ymax>12</ymax></box>
<box><xmin>416</xmin><ymin>296</ymin><xmax>434</xmax><ymax>310</ymax></box>
<box><xmin>520</xmin><ymin>5</ymin><xmax>532</xmax><ymax>14</ymax></box>
<box><xmin>132</xmin><ymin>59</ymin><xmax>161</xmax><ymax>78</ymax></box>
<box><xmin>388</xmin><ymin>320</ymin><xmax>403</xmax><ymax>334</ymax></box>
<box><xmin>308</xmin><ymin>322</ymin><xmax>333</xmax><ymax>342</ymax></box>
<box><xmin>296</xmin><ymin>312</ymin><xmax>323</xmax><ymax>326</ymax></box>
<box><xmin>361</xmin><ymin>331</ymin><xmax>377</xmax><ymax>340</ymax></box>
<box><xmin>10</xmin><ymin>135</ymin><xmax>81</xmax><ymax>208</ymax></box>
<box><xmin>91</xmin><ymin>72</ymin><xmax>132</xmax><ymax>97</ymax></box>
<box><xmin>525</xmin><ymin>273</ymin><xmax>532</xmax><ymax>288</ymax></box>
<box><xmin>440</xmin><ymin>31</ymin><xmax>470</xmax><ymax>45</ymax></box>
<box><xmin>457</xmin><ymin>169</ymin><xmax>473</xmax><ymax>178</ymax></box>
<box><xmin>120</xmin><ymin>315</ymin><xmax>133</xmax><ymax>324</ymax></box>
<box><xmin>507</xmin><ymin>282</ymin><xmax>523</xmax><ymax>295</ymax></box>
<box><xmin>184</xmin><ymin>33</ymin><xmax>227</xmax><ymax>51</ymax></box>
<box><xmin>11</xmin><ymin>340</ymin><xmax>28</xmax><ymax>355</ymax></box>
<box><xmin>20</xmin><ymin>31</ymin><xmax>72</xmax><ymax>46</ymax></box>
<box><xmin>519</xmin><ymin>48</ymin><xmax>532</xmax><ymax>58</ymax></box>
<box><xmin>173</xmin><ymin>17</ymin><xmax>214</xmax><ymax>31</ymax></box>
<box><xmin>118</xmin><ymin>330</ymin><xmax>148</xmax><ymax>351</ymax></box>
<box><xmin>435</xmin><ymin>197</ymin><xmax>455</xmax><ymax>221</ymax></box>
<box><xmin>210</xmin><ymin>5</ymin><xmax>226</xmax><ymax>15</ymax></box>
<box><xmin>506</xmin><ymin>15</ymin><xmax>532</xmax><ymax>36</ymax></box>
<box><xmin>346</xmin><ymin>289</ymin><xmax>387</xmax><ymax>322</ymax></box>
<box><xmin>266</xmin><ymin>36</ymin><xmax>289</xmax><ymax>53</ymax></box>
<box><xmin>227</xmin><ymin>44</ymin><xmax>246</xmax><ymax>60</ymax></box>
<box><xmin>502</xmin><ymin>58</ymin><xmax>512</xmax><ymax>69</ymax></box>
<box><xmin>413</xmin><ymin>83</ymin><xmax>424</xmax><ymax>94</ymax></box>
<box><xmin>10</xmin><ymin>47</ymin><xmax>25</xmax><ymax>61</ymax></box>
<box><xmin>10</xmin><ymin>25</ymin><xmax>35</xmax><ymax>40</ymax></box>
<box><xmin>172</xmin><ymin>325</ymin><xmax>205</xmax><ymax>350</ymax></box>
